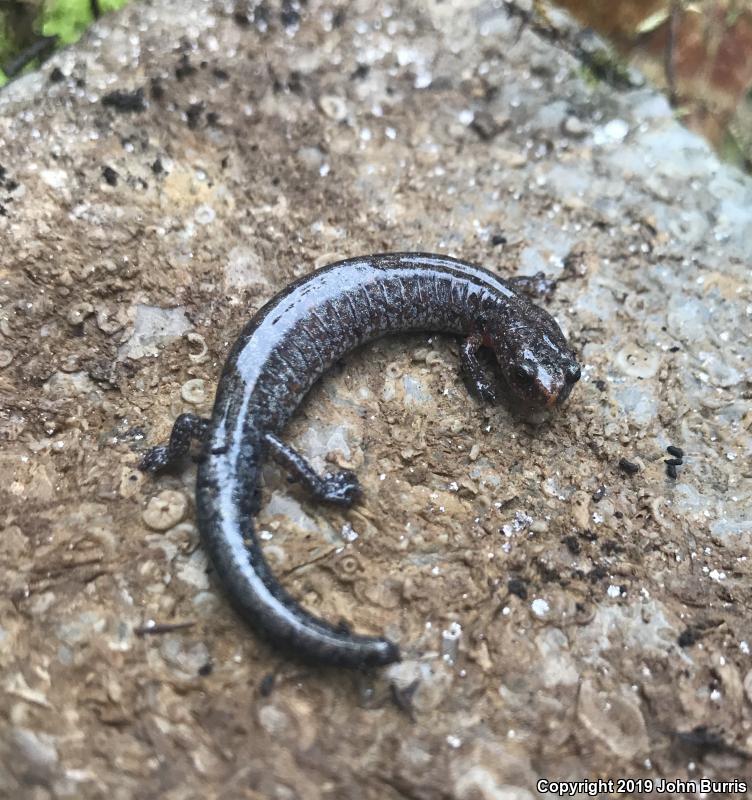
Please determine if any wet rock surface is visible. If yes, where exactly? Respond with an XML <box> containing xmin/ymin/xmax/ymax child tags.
<box><xmin>1</xmin><ymin>0</ymin><xmax>751</xmax><ymax>796</ymax></box>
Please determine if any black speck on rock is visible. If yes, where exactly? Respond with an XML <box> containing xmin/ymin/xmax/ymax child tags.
<box><xmin>254</xmin><ymin>2</ymin><xmax>271</xmax><ymax>28</ymax></box>
<box><xmin>562</xmin><ymin>535</ymin><xmax>581</xmax><ymax>555</ymax></box>
<box><xmin>150</xmin><ymin>77</ymin><xmax>165</xmax><ymax>101</ymax></box>
<box><xmin>175</xmin><ymin>53</ymin><xmax>197</xmax><ymax>81</ymax></box>
<box><xmin>102</xmin><ymin>88</ymin><xmax>146</xmax><ymax>113</ymax></box>
<box><xmin>49</xmin><ymin>67</ymin><xmax>64</xmax><ymax>83</ymax></box>
<box><xmin>507</xmin><ymin>577</ymin><xmax>528</xmax><ymax>600</ymax></box>
<box><xmin>536</xmin><ymin>561</ymin><xmax>561</xmax><ymax>583</ymax></box>
<box><xmin>618</xmin><ymin>457</ymin><xmax>639</xmax><ymax>475</ymax></box>
<box><xmin>280</xmin><ymin>1</ymin><xmax>300</xmax><ymax>28</ymax></box>
<box><xmin>470</xmin><ymin>110</ymin><xmax>501</xmax><ymax>141</ymax></box>
<box><xmin>290</xmin><ymin>71</ymin><xmax>304</xmax><ymax>94</ymax></box>
<box><xmin>102</xmin><ymin>166</ymin><xmax>118</xmax><ymax>186</ymax></box>
<box><xmin>259</xmin><ymin>672</ymin><xmax>275</xmax><ymax>696</ymax></box>
<box><xmin>212</xmin><ymin>67</ymin><xmax>229</xmax><ymax>81</ymax></box>
<box><xmin>490</xmin><ymin>233</ymin><xmax>507</xmax><ymax>246</ymax></box>
<box><xmin>186</xmin><ymin>102</ymin><xmax>204</xmax><ymax>129</ymax></box>
<box><xmin>678</xmin><ymin>627</ymin><xmax>700</xmax><ymax>647</ymax></box>
<box><xmin>151</xmin><ymin>159</ymin><xmax>164</xmax><ymax>175</ymax></box>
<box><xmin>671</xmin><ymin>725</ymin><xmax>737</xmax><ymax>757</ymax></box>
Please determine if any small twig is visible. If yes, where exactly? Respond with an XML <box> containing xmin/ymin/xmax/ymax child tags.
<box><xmin>665</xmin><ymin>0</ymin><xmax>681</xmax><ymax>105</ymax></box>
<box><xmin>502</xmin><ymin>0</ymin><xmax>638</xmax><ymax>90</ymax></box>
<box><xmin>3</xmin><ymin>35</ymin><xmax>57</xmax><ymax>78</ymax></box>
<box><xmin>31</xmin><ymin>556</ymin><xmax>104</xmax><ymax>578</ymax></box>
<box><xmin>134</xmin><ymin>620</ymin><xmax>196</xmax><ymax>636</ymax></box>
<box><xmin>280</xmin><ymin>547</ymin><xmax>339</xmax><ymax>577</ymax></box>
<box><xmin>503</xmin><ymin>0</ymin><xmax>564</xmax><ymax>47</ymax></box>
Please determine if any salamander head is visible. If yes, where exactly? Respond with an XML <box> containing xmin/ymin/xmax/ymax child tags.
<box><xmin>485</xmin><ymin>299</ymin><xmax>581</xmax><ymax>408</ymax></box>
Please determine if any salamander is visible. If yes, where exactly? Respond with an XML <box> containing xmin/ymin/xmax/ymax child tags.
<box><xmin>140</xmin><ymin>253</ymin><xmax>581</xmax><ymax>668</ymax></box>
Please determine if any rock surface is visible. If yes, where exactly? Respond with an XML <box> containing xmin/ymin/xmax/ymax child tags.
<box><xmin>1</xmin><ymin>0</ymin><xmax>751</xmax><ymax>796</ymax></box>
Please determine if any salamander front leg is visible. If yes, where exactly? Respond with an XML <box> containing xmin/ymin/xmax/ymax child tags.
<box><xmin>263</xmin><ymin>432</ymin><xmax>361</xmax><ymax>508</ymax></box>
<box><xmin>140</xmin><ymin>413</ymin><xmax>210</xmax><ymax>472</ymax></box>
<box><xmin>507</xmin><ymin>272</ymin><xmax>556</xmax><ymax>300</ymax></box>
<box><xmin>460</xmin><ymin>332</ymin><xmax>498</xmax><ymax>403</ymax></box>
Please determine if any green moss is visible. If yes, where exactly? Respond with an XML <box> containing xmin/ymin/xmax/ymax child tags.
<box><xmin>42</xmin><ymin>0</ymin><xmax>97</xmax><ymax>44</ymax></box>
<box><xmin>1</xmin><ymin>0</ymin><xmax>129</xmax><ymax>87</ymax></box>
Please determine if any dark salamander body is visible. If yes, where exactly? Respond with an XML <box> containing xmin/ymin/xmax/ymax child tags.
<box><xmin>141</xmin><ymin>253</ymin><xmax>581</xmax><ymax>668</ymax></box>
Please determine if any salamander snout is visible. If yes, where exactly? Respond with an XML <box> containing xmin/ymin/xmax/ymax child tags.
<box><xmin>545</xmin><ymin>363</ymin><xmax>580</xmax><ymax>407</ymax></box>
<box><xmin>565</xmin><ymin>363</ymin><xmax>581</xmax><ymax>384</ymax></box>
<box><xmin>502</xmin><ymin>348</ymin><xmax>581</xmax><ymax>409</ymax></box>
<box><xmin>486</xmin><ymin>299</ymin><xmax>580</xmax><ymax>410</ymax></box>
<box><xmin>548</xmin><ymin>361</ymin><xmax>581</xmax><ymax>406</ymax></box>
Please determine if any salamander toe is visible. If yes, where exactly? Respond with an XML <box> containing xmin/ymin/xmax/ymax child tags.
<box><xmin>319</xmin><ymin>470</ymin><xmax>362</xmax><ymax>506</ymax></box>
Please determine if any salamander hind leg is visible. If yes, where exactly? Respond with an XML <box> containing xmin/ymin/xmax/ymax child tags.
<box><xmin>264</xmin><ymin>432</ymin><xmax>361</xmax><ymax>507</ymax></box>
<box><xmin>140</xmin><ymin>413</ymin><xmax>210</xmax><ymax>473</ymax></box>
<box><xmin>460</xmin><ymin>332</ymin><xmax>498</xmax><ymax>403</ymax></box>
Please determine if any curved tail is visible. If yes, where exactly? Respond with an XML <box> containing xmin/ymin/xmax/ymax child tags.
<box><xmin>195</xmin><ymin>442</ymin><xmax>401</xmax><ymax>668</ymax></box>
